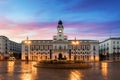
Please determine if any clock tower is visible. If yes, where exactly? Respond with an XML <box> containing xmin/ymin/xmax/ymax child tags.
<box><xmin>53</xmin><ymin>20</ymin><xmax>68</xmax><ymax>42</ymax></box>
<box><xmin>57</xmin><ymin>20</ymin><xmax>64</xmax><ymax>34</ymax></box>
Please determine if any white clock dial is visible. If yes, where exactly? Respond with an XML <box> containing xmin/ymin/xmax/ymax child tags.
<box><xmin>59</xmin><ymin>30</ymin><xmax>62</xmax><ymax>32</ymax></box>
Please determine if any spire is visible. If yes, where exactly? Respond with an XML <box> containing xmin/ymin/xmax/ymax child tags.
<box><xmin>75</xmin><ymin>37</ymin><xmax>76</xmax><ymax>41</ymax></box>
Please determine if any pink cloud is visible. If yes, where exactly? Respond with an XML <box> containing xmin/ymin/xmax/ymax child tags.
<box><xmin>0</xmin><ymin>17</ymin><xmax>57</xmax><ymax>42</ymax></box>
<box><xmin>0</xmin><ymin>17</ymin><xmax>114</xmax><ymax>43</ymax></box>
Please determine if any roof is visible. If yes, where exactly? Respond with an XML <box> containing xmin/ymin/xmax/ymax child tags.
<box><xmin>100</xmin><ymin>37</ymin><xmax>120</xmax><ymax>43</ymax></box>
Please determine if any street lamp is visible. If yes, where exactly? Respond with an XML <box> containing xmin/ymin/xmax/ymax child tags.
<box><xmin>24</xmin><ymin>37</ymin><xmax>31</xmax><ymax>63</ymax></box>
<box><xmin>72</xmin><ymin>37</ymin><xmax>79</xmax><ymax>61</ymax></box>
<box><xmin>9</xmin><ymin>51</ymin><xmax>13</xmax><ymax>57</ymax></box>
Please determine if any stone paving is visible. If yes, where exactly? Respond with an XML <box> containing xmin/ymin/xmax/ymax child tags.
<box><xmin>0</xmin><ymin>61</ymin><xmax>120</xmax><ymax>80</ymax></box>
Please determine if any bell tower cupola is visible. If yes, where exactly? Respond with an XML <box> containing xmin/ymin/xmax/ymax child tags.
<box><xmin>57</xmin><ymin>20</ymin><xmax>64</xmax><ymax>34</ymax></box>
<box><xmin>53</xmin><ymin>20</ymin><xmax>68</xmax><ymax>42</ymax></box>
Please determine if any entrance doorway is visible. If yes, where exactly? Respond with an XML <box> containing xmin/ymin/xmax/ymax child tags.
<box><xmin>58</xmin><ymin>53</ymin><xmax>62</xmax><ymax>60</ymax></box>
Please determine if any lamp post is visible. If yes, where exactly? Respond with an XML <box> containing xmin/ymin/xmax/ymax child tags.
<box><xmin>104</xmin><ymin>53</ymin><xmax>107</xmax><ymax>60</ymax></box>
<box><xmin>9</xmin><ymin>51</ymin><xmax>13</xmax><ymax>57</ymax></box>
<box><xmin>72</xmin><ymin>37</ymin><xmax>79</xmax><ymax>61</ymax></box>
<box><xmin>24</xmin><ymin>37</ymin><xmax>31</xmax><ymax>63</ymax></box>
<box><xmin>8</xmin><ymin>51</ymin><xmax>13</xmax><ymax>60</ymax></box>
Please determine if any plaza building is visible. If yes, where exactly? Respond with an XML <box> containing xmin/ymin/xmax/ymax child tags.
<box><xmin>0</xmin><ymin>36</ymin><xmax>21</xmax><ymax>60</ymax></box>
<box><xmin>22</xmin><ymin>20</ymin><xmax>99</xmax><ymax>62</ymax></box>
<box><xmin>99</xmin><ymin>38</ymin><xmax>120</xmax><ymax>61</ymax></box>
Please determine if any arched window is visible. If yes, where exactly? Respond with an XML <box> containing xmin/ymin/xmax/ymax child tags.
<box><xmin>41</xmin><ymin>56</ymin><xmax>42</xmax><ymax>59</ymax></box>
<box><xmin>55</xmin><ymin>56</ymin><xmax>57</xmax><ymax>60</ymax></box>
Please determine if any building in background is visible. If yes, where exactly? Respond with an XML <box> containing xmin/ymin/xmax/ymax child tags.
<box><xmin>0</xmin><ymin>36</ymin><xmax>21</xmax><ymax>60</ymax></box>
<box><xmin>99</xmin><ymin>38</ymin><xmax>120</xmax><ymax>61</ymax></box>
<box><xmin>22</xmin><ymin>20</ymin><xmax>99</xmax><ymax>62</ymax></box>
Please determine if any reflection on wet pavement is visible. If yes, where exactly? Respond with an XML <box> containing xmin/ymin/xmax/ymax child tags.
<box><xmin>0</xmin><ymin>61</ymin><xmax>120</xmax><ymax>80</ymax></box>
<box><xmin>69</xmin><ymin>70</ymin><xmax>83</xmax><ymax>80</ymax></box>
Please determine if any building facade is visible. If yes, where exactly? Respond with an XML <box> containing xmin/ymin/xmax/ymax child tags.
<box><xmin>99</xmin><ymin>38</ymin><xmax>120</xmax><ymax>61</ymax></box>
<box><xmin>22</xmin><ymin>20</ymin><xmax>99</xmax><ymax>62</ymax></box>
<box><xmin>0</xmin><ymin>36</ymin><xmax>21</xmax><ymax>60</ymax></box>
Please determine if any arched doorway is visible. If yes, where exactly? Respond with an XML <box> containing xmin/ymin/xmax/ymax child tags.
<box><xmin>58</xmin><ymin>53</ymin><xmax>62</xmax><ymax>60</ymax></box>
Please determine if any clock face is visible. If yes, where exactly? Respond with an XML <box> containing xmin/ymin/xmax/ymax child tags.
<box><xmin>59</xmin><ymin>29</ymin><xmax>62</xmax><ymax>32</ymax></box>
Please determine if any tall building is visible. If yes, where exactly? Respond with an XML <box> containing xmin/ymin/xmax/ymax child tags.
<box><xmin>0</xmin><ymin>36</ymin><xmax>21</xmax><ymax>60</ymax></box>
<box><xmin>22</xmin><ymin>20</ymin><xmax>99</xmax><ymax>62</ymax></box>
<box><xmin>99</xmin><ymin>38</ymin><xmax>120</xmax><ymax>61</ymax></box>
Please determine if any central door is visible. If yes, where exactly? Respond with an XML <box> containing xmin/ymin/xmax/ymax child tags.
<box><xmin>58</xmin><ymin>53</ymin><xmax>62</xmax><ymax>60</ymax></box>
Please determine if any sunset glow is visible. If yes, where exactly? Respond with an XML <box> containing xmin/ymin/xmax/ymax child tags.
<box><xmin>0</xmin><ymin>0</ymin><xmax>120</xmax><ymax>43</ymax></box>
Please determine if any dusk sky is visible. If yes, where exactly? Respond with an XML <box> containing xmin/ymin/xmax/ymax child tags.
<box><xmin>0</xmin><ymin>0</ymin><xmax>120</xmax><ymax>43</ymax></box>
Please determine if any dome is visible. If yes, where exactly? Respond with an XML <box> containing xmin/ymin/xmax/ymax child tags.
<box><xmin>58</xmin><ymin>20</ymin><xmax>62</xmax><ymax>25</ymax></box>
<box><xmin>57</xmin><ymin>20</ymin><xmax>64</xmax><ymax>28</ymax></box>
